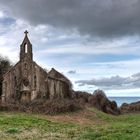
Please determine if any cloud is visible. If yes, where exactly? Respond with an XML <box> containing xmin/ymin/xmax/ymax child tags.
<box><xmin>0</xmin><ymin>11</ymin><xmax>4</xmax><ymax>18</ymax></box>
<box><xmin>67</xmin><ymin>70</ymin><xmax>76</xmax><ymax>74</ymax></box>
<box><xmin>39</xmin><ymin>35</ymin><xmax>140</xmax><ymax>55</ymax></box>
<box><xmin>1</xmin><ymin>0</ymin><xmax>140</xmax><ymax>38</ymax></box>
<box><xmin>75</xmin><ymin>72</ymin><xmax>140</xmax><ymax>90</ymax></box>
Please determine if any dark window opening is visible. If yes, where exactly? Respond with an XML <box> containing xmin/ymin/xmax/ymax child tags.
<box><xmin>14</xmin><ymin>76</ymin><xmax>17</xmax><ymax>86</ymax></box>
<box><xmin>25</xmin><ymin>63</ymin><xmax>27</xmax><ymax>69</ymax></box>
<box><xmin>34</xmin><ymin>76</ymin><xmax>36</xmax><ymax>89</ymax></box>
<box><xmin>4</xmin><ymin>82</ymin><xmax>7</xmax><ymax>95</ymax></box>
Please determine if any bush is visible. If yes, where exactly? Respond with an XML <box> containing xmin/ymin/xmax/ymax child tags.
<box><xmin>0</xmin><ymin>89</ymin><xmax>120</xmax><ymax>115</ymax></box>
<box><xmin>28</xmin><ymin>98</ymin><xmax>81</xmax><ymax>115</ymax></box>
<box><xmin>6</xmin><ymin>128</ymin><xmax>20</xmax><ymax>134</ymax></box>
<box><xmin>0</xmin><ymin>56</ymin><xmax>11</xmax><ymax>96</ymax></box>
<box><xmin>0</xmin><ymin>98</ymin><xmax>81</xmax><ymax>115</ymax></box>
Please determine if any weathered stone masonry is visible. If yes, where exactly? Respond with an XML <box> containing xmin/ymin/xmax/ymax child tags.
<box><xmin>2</xmin><ymin>31</ymin><xmax>72</xmax><ymax>103</ymax></box>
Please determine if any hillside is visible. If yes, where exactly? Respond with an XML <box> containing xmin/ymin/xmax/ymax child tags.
<box><xmin>0</xmin><ymin>108</ymin><xmax>139</xmax><ymax>140</ymax></box>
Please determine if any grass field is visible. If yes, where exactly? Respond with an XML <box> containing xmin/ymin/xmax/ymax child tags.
<box><xmin>0</xmin><ymin>108</ymin><xmax>139</xmax><ymax>140</ymax></box>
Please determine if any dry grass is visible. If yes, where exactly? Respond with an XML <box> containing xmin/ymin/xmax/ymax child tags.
<box><xmin>0</xmin><ymin>108</ymin><xmax>139</xmax><ymax>140</ymax></box>
<box><xmin>47</xmin><ymin>108</ymin><xmax>105</xmax><ymax>126</ymax></box>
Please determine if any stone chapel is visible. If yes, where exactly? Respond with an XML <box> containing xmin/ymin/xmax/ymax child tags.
<box><xmin>2</xmin><ymin>31</ymin><xmax>72</xmax><ymax>103</ymax></box>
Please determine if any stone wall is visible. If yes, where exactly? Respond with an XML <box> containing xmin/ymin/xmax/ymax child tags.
<box><xmin>2</xmin><ymin>61</ymin><xmax>72</xmax><ymax>104</ymax></box>
<box><xmin>31</xmin><ymin>62</ymin><xmax>48</xmax><ymax>100</ymax></box>
<box><xmin>47</xmin><ymin>76</ymin><xmax>71</xmax><ymax>99</ymax></box>
<box><xmin>2</xmin><ymin>62</ymin><xmax>21</xmax><ymax>102</ymax></box>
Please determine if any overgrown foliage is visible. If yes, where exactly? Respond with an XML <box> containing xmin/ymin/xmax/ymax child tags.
<box><xmin>1</xmin><ymin>98</ymin><xmax>82</xmax><ymax>115</ymax></box>
<box><xmin>0</xmin><ymin>56</ymin><xmax>11</xmax><ymax>96</ymax></box>
<box><xmin>0</xmin><ymin>89</ymin><xmax>120</xmax><ymax>115</ymax></box>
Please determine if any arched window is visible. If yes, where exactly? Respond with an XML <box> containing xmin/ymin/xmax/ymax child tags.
<box><xmin>34</xmin><ymin>75</ymin><xmax>37</xmax><ymax>89</ymax></box>
<box><xmin>4</xmin><ymin>82</ymin><xmax>7</xmax><ymax>95</ymax></box>
<box><xmin>24</xmin><ymin>43</ymin><xmax>28</xmax><ymax>53</ymax></box>
<box><xmin>25</xmin><ymin>63</ymin><xmax>27</xmax><ymax>69</ymax></box>
<box><xmin>14</xmin><ymin>76</ymin><xmax>17</xmax><ymax>86</ymax></box>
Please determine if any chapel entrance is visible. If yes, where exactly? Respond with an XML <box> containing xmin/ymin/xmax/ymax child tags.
<box><xmin>20</xmin><ymin>91</ymin><xmax>31</xmax><ymax>103</ymax></box>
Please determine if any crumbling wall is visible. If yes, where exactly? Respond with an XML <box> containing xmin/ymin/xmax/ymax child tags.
<box><xmin>47</xmin><ymin>76</ymin><xmax>71</xmax><ymax>99</ymax></box>
<box><xmin>2</xmin><ymin>62</ymin><xmax>21</xmax><ymax>103</ymax></box>
<box><xmin>32</xmin><ymin>62</ymin><xmax>48</xmax><ymax>100</ymax></box>
<box><xmin>2</xmin><ymin>60</ymin><xmax>72</xmax><ymax>104</ymax></box>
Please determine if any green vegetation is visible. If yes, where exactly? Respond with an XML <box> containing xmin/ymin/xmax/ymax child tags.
<box><xmin>0</xmin><ymin>56</ymin><xmax>11</xmax><ymax>96</ymax></box>
<box><xmin>0</xmin><ymin>108</ymin><xmax>139</xmax><ymax>140</ymax></box>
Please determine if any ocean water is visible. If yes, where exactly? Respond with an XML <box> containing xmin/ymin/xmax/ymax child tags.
<box><xmin>108</xmin><ymin>97</ymin><xmax>140</xmax><ymax>107</ymax></box>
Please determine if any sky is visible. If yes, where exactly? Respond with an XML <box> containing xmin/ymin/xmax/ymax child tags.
<box><xmin>1</xmin><ymin>0</ymin><xmax>140</xmax><ymax>96</ymax></box>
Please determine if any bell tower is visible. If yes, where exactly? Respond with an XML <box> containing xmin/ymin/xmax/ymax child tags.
<box><xmin>20</xmin><ymin>30</ymin><xmax>33</xmax><ymax>61</ymax></box>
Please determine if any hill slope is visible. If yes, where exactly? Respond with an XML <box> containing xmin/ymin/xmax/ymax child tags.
<box><xmin>0</xmin><ymin>108</ymin><xmax>139</xmax><ymax>140</ymax></box>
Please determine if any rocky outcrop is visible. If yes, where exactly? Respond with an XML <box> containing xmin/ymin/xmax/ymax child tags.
<box><xmin>73</xmin><ymin>89</ymin><xmax>120</xmax><ymax>115</ymax></box>
<box><xmin>89</xmin><ymin>90</ymin><xmax>120</xmax><ymax>115</ymax></box>
<box><xmin>120</xmin><ymin>101</ymin><xmax>140</xmax><ymax>113</ymax></box>
<box><xmin>90</xmin><ymin>90</ymin><xmax>120</xmax><ymax>115</ymax></box>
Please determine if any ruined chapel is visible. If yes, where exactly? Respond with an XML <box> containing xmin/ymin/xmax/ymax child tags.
<box><xmin>2</xmin><ymin>31</ymin><xmax>72</xmax><ymax>103</ymax></box>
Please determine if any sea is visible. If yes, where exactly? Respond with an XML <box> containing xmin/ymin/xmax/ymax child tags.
<box><xmin>108</xmin><ymin>97</ymin><xmax>140</xmax><ymax>107</ymax></box>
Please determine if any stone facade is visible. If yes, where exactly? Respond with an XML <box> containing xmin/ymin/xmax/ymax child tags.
<box><xmin>2</xmin><ymin>31</ymin><xmax>72</xmax><ymax>103</ymax></box>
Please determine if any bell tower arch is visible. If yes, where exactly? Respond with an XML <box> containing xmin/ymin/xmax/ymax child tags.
<box><xmin>20</xmin><ymin>30</ymin><xmax>33</xmax><ymax>61</ymax></box>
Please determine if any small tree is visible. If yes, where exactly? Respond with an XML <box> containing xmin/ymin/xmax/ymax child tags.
<box><xmin>0</xmin><ymin>56</ymin><xmax>11</xmax><ymax>97</ymax></box>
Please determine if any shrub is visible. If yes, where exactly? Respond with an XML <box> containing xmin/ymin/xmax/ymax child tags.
<box><xmin>6</xmin><ymin>128</ymin><xmax>20</xmax><ymax>134</ymax></box>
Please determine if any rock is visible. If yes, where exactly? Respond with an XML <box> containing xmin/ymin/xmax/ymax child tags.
<box><xmin>120</xmin><ymin>101</ymin><xmax>140</xmax><ymax>113</ymax></box>
<box><xmin>73</xmin><ymin>89</ymin><xmax>120</xmax><ymax>115</ymax></box>
<box><xmin>91</xmin><ymin>89</ymin><xmax>120</xmax><ymax>115</ymax></box>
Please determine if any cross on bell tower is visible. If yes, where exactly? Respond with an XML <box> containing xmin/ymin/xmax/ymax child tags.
<box><xmin>20</xmin><ymin>30</ymin><xmax>33</xmax><ymax>61</ymax></box>
<box><xmin>24</xmin><ymin>30</ymin><xmax>28</xmax><ymax>36</ymax></box>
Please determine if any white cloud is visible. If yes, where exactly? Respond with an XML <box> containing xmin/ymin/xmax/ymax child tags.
<box><xmin>76</xmin><ymin>72</ymin><xmax>140</xmax><ymax>91</ymax></box>
<box><xmin>37</xmin><ymin>35</ymin><xmax>140</xmax><ymax>56</ymax></box>
<box><xmin>0</xmin><ymin>11</ymin><xmax>4</xmax><ymax>18</ymax></box>
<box><xmin>107</xmin><ymin>88</ymin><xmax>140</xmax><ymax>97</ymax></box>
